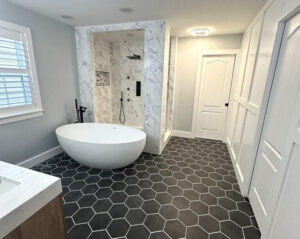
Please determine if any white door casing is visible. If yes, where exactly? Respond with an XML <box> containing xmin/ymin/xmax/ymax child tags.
<box><xmin>249</xmin><ymin>11</ymin><xmax>300</xmax><ymax>237</ymax></box>
<box><xmin>193</xmin><ymin>52</ymin><xmax>237</xmax><ymax>141</ymax></box>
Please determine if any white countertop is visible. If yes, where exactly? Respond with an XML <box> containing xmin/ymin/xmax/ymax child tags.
<box><xmin>0</xmin><ymin>161</ymin><xmax>62</xmax><ymax>238</ymax></box>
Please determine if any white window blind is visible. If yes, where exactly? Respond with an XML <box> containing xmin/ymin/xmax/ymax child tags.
<box><xmin>0</xmin><ymin>20</ymin><xmax>42</xmax><ymax>124</ymax></box>
<box><xmin>0</xmin><ymin>26</ymin><xmax>33</xmax><ymax>108</ymax></box>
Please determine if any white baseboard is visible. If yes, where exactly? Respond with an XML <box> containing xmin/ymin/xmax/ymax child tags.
<box><xmin>164</xmin><ymin>131</ymin><xmax>172</xmax><ymax>142</ymax></box>
<box><xmin>160</xmin><ymin>131</ymin><xmax>172</xmax><ymax>154</ymax></box>
<box><xmin>18</xmin><ymin>146</ymin><xmax>63</xmax><ymax>168</ymax></box>
<box><xmin>172</xmin><ymin>130</ymin><xmax>194</xmax><ymax>138</ymax></box>
<box><xmin>225</xmin><ymin>137</ymin><xmax>247</xmax><ymax>196</ymax></box>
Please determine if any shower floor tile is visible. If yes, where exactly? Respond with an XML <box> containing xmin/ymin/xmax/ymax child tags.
<box><xmin>32</xmin><ymin>137</ymin><xmax>260</xmax><ymax>239</ymax></box>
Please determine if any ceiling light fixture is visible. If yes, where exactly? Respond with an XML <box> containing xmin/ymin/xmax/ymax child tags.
<box><xmin>120</xmin><ymin>7</ymin><xmax>133</xmax><ymax>13</ymax></box>
<box><xmin>61</xmin><ymin>15</ymin><xmax>73</xmax><ymax>20</ymax></box>
<box><xmin>190</xmin><ymin>28</ymin><xmax>210</xmax><ymax>36</ymax></box>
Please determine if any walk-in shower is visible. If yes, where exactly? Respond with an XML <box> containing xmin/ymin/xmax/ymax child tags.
<box><xmin>76</xmin><ymin>20</ymin><xmax>173</xmax><ymax>154</ymax></box>
<box><xmin>91</xmin><ymin>29</ymin><xmax>145</xmax><ymax>129</ymax></box>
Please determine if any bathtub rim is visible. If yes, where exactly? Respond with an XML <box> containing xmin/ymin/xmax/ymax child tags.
<box><xmin>55</xmin><ymin>122</ymin><xmax>146</xmax><ymax>145</ymax></box>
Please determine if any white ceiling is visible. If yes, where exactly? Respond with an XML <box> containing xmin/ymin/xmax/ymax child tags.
<box><xmin>8</xmin><ymin>0</ymin><xmax>267</xmax><ymax>37</ymax></box>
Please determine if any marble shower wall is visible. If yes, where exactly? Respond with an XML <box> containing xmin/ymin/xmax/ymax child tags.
<box><xmin>110</xmin><ymin>40</ymin><xmax>144</xmax><ymax>128</ymax></box>
<box><xmin>75</xmin><ymin>20</ymin><xmax>170</xmax><ymax>154</ymax></box>
<box><xmin>91</xmin><ymin>35</ymin><xmax>144</xmax><ymax>128</ymax></box>
<box><xmin>159</xmin><ymin>24</ymin><xmax>171</xmax><ymax>151</ymax></box>
<box><xmin>166</xmin><ymin>37</ymin><xmax>178</xmax><ymax>132</ymax></box>
<box><xmin>91</xmin><ymin>35</ymin><xmax>112</xmax><ymax>123</ymax></box>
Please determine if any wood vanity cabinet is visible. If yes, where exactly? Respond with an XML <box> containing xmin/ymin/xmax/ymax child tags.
<box><xmin>4</xmin><ymin>195</ymin><xmax>66</xmax><ymax>239</ymax></box>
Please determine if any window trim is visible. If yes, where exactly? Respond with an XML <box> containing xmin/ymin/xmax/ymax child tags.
<box><xmin>0</xmin><ymin>19</ymin><xmax>43</xmax><ymax>124</ymax></box>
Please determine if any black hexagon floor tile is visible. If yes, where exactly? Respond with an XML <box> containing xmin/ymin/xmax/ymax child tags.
<box><xmin>126</xmin><ymin>208</ymin><xmax>146</xmax><ymax>225</ymax></box>
<box><xmin>178</xmin><ymin>209</ymin><xmax>198</xmax><ymax>226</ymax></box>
<box><xmin>186</xmin><ymin>226</ymin><xmax>208</xmax><ymax>239</ymax></box>
<box><xmin>149</xmin><ymin>231</ymin><xmax>170</xmax><ymax>239</ymax></box>
<box><xmin>89</xmin><ymin>213</ymin><xmax>111</xmax><ymax>231</ymax></box>
<box><xmin>125</xmin><ymin>195</ymin><xmax>143</xmax><ymax>208</ymax></box>
<box><xmin>108</xmin><ymin>204</ymin><xmax>129</xmax><ymax>219</ymax></box>
<box><xmin>165</xmin><ymin>220</ymin><xmax>186</xmax><ymax>239</ymax></box>
<box><xmin>67</xmin><ymin>224</ymin><xmax>91</xmax><ymax>239</ymax></box>
<box><xmin>107</xmin><ymin>218</ymin><xmax>130</xmax><ymax>238</ymax></box>
<box><xmin>144</xmin><ymin>213</ymin><xmax>165</xmax><ymax>232</ymax></box>
<box><xmin>142</xmin><ymin>200</ymin><xmax>160</xmax><ymax>214</ymax></box>
<box><xmin>92</xmin><ymin>199</ymin><xmax>112</xmax><ymax>213</ymax></box>
<box><xmin>210</xmin><ymin>205</ymin><xmax>229</xmax><ymax>221</ymax></box>
<box><xmin>32</xmin><ymin>137</ymin><xmax>260</xmax><ymax>239</ymax></box>
<box><xmin>199</xmin><ymin>214</ymin><xmax>220</xmax><ymax>233</ymax></box>
<box><xmin>172</xmin><ymin>196</ymin><xmax>190</xmax><ymax>209</ymax></box>
<box><xmin>78</xmin><ymin>194</ymin><xmax>97</xmax><ymax>207</ymax></box>
<box><xmin>127</xmin><ymin>225</ymin><xmax>150</xmax><ymax>239</ymax></box>
<box><xmin>64</xmin><ymin>202</ymin><xmax>79</xmax><ymax>217</ymax></box>
<box><xmin>221</xmin><ymin>220</ymin><xmax>244</xmax><ymax>239</ymax></box>
<box><xmin>72</xmin><ymin>208</ymin><xmax>94</xmax><ymax>224</ymax></box>
<box><xmin>88</xmin><ymin>230</ymin><xmax>110</xmax><ymax>239</ymax></box>
<box><xmin>159</xmin><ymin>204</ymin><xmax>179</xmax><ymax>220</ymax></box>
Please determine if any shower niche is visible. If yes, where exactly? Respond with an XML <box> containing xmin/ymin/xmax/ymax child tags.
<box><xmin>95</xmin><ymin>71</ymin><xmax>110</xmax><ymax>86</ymax></box>
<box><xmin>91</xmin><ymin>29</ymin><xmax>145</xmax><ymax>129</ymax></box>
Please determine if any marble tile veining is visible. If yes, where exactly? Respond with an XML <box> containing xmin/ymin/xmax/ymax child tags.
<box><xmin>166</xmin><ymin>37</ymin><xmax>178</xmax><ymax>133</ymax></box>
<box><xmin>92</xmin><ymin>37</ymin><xmax>144</xmax><ymax>128</ymax></box>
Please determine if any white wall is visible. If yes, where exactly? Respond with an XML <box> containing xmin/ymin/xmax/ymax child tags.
<box><xmin>173</xmin><ymin>34</ymin><xmax>243</xmax><ymax>132</ymax></box>
<box><xmin>0</xmin><ymin>0</ymin><xmax>78</xmax><ymax>165</ymax></box>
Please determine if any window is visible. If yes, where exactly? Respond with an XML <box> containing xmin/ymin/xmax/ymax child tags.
<box><xmin>0</xmin><ymin>20</ymin><xmax>42</xmax><ymax>124</ymax></box>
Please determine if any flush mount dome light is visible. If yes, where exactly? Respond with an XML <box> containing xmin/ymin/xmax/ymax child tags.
<box><xmin>120</xmin><ymin>7</ymin><xmax>133</xmax><ymax>13</ymax></box>
<box><xmin>190</xmin><ymin>28</ymin><xmax>210</xmax><ymax>36</ymax></box>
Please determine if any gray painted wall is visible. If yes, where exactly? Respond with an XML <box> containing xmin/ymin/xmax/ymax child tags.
<box><xmin>173</xmin><ymin>34</ymin><xmax>243</xmax><ymax>132</ymax></box>
<box><xmin>0</xmin><ymin>0</ymin><xmax>78</xmax><ymax>164</ymax></box>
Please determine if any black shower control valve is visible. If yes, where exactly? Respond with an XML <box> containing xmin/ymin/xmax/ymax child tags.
<box><xmin>127</xmin><ymin>88</ymin><xmax>130</xmax><ymax>90</ymax></box>
<box><xmin>127</xmin><ymin>76</ymin><xmax>130</xmax><ymax>79</ymax></box>
<box><xmin>136</xmin><ymin>81</ymin><xmax>141</xmax><ymax>96</ymax></box>
<box><xmin>127</xmin><ymin>99</ymin><xmax>130</xmax><ymax>102</ymax></box>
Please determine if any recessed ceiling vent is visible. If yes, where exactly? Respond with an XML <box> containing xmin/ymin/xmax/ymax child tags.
<box><xmin>61</xmin><ymin>15</ymin><xmax>73</xmax><ymax>20</ymax></box>
<box><xmin>120</xmin><ymin>7</ymin><xmax>133</xmax><ymax>13</ymax></box>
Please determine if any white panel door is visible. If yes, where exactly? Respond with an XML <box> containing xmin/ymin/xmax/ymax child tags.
<box><xmin>249</xmin><ymin>12</ymin><xmax>300</xmax><ymax>236</ymax></box>
<box><xmin>226</xmin><ymin>13</ymin><xmax>265</xmax><ymax>195</ymax></box>
<box><xmin>269</xmin><ymin>107</ymin><xmax>300</xmax><ymax>239</ymax></box>
<box><xmin>196</xmin><ymin>55</ymin><xmax>235</xmax><ymax>140</ymax></box>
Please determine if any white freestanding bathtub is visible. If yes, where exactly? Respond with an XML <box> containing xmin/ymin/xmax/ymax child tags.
<box><xmin>55</xmin><ymin>123</ymin><xmax>146</xmax><ymax>169</ymax></box>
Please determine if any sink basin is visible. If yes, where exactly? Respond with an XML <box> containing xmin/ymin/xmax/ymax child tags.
<box><xmin>0</xmin><ymin>177</ymin><xmax>19</xmax><ymax>196</ymax></box>
<box><xmin>0</xmin><ymin>161</ymin><xmax>62</xmax><ymax>238</ymax></box>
